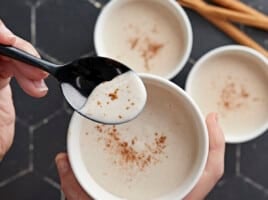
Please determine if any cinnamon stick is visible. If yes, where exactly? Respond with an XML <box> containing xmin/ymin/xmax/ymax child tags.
<box><xmin>178</xmin><ymin>1</ymin><xmax>268</xmax><ymax>57</ymax></box>
<box><xmin>202</xmin><ymin>17</ymin><xmax>268</xmax><ymax>57</ymax></box>
<box><xmin>180</xmin><ymin>0</ymin><xmax>268</xmax><ymax>31</ymax></box>
<box><xmin>212</xmin><ymin>0</ymin><xmax>268</xmax><ymax>20</ymax></box>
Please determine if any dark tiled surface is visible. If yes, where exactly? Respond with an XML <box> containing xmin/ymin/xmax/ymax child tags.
<box><xmin>0</xmin><ymin>122</ymin><xmax>29</xmax><ymax>181</ymax></box>
<box><xmin>11</xmin><ymin>76</ymin><xmax>63</xmax><ymax>124</ymax></box>
<box><xmin>0</xmin><ymin>173</ymin><xmax>61</xmax><ymax>200</ymax></box>
<box><xmin>34</xmin><ymin>112</ymin><xmax>71</xmax><ymax>182</ymax></box>
<box><xmin>223</xmin><ymin>144</ymin><xmax>237</xmax><ymax>179</ymax></box>
<box><xmin>0</xmin><ymin>0</ymin><xmax>267</xmax><ymax>200</ymax></box>
<box><xmin>186</xmin><ymin>9</ymin><xmax>234</xmax><ymax>59</ymax></box>
<box><xmin>241</xmin><ymin>133</ymin><xmax>268</xmax><ymax>188</ymax></box>
<box><xmin>208</xmin><ymin>176</ymin><xmax>268</xmax><ymax>200</ymax></box>
<box><xmin>36</xmin><ymin>0</ymin><xmax>100</xmax><ymax>62</ymax></box>
<box><xmin>0</xmin><ymin>0</ymin><xmax>31</xmax><ymax>41</ymax></box>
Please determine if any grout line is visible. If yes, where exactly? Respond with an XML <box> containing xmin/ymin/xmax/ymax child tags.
<box><xmin>235</xmin><ymin>144</ymin><xmax>241</xmax><ymax>176</ymax></box>
<box><xmin>35</xmin><ymin>0</ymin><xmax>45</xmax><ymax>8</ymax></box>
<box><xmin>30</xmin><ymin>5</ymin><xmax>37</xmax><ymax>45</ymax></box>
<box><xmin>37</xmin><ymin>48</ymin><xmax>64</xmax><ymax>64</ymax></box>
<box><xmin>0</xmin><ymin>169</ymin><xmax>30</xmax><ymax>187</ymax></box>
<box><xmin>28</xmin><ymin>126</ymin><xmax>35</xmax><ymax>171</ymax></box>
<box><xmin>26</xmin><ymin>0</ymin><xmax>46</xmax><ymax>7</ymax></box>
<box><xmin>15</xmin><ymin>116</ymin><xmax>29</xmax><ymax>127</ymax></box>
<box><xmin>87</xmin><ymin>0</ymin><xmax>102</xmax><ymax>9</ymax></box>
<box><xmin>26</xmin><ymin>0</ymin><xmax>45</xmax><ymax>45</ymax></box>
<box><xmin>29</xmin><ymin>109</ymin><xmax>63</xmax><ymax>133</ymax></box>
<box><xmin>42</xmin><ymin>176</ymin><xmax>60</xmax><ymax>190</ymax></box>
<box><xmin>188</xmin><ymin>57</ymin><xmax>196</xmax><ymax>65</ymax></box>
<box><xmin>240</xmin><ymin>175</ymin><xmax>268</xmax><ymax>195</ymax></box>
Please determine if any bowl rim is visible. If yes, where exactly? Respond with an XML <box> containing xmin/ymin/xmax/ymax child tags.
<box><xmin>93</xmin><ymin>0</ymin><xmax>193</xmax><ymax>80</ymax></box>
<box><xmin>67</xmin><ymin>73</ymin><xmax>209</xmax><ymax>200</ymax></box>
<box><xmin>185</xmin><ymin>45</ymin><xmax>268</xmax><ymax>143</ymax></box>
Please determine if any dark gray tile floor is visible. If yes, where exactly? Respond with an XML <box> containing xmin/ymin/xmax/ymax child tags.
<box><xmin>0</xmin><ymin>0</ymin><xmax>267</xmax><ymax>199</ymax></box>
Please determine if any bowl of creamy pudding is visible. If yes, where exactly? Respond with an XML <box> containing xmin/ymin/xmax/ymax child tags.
<box><xmin>186</xmin><ymin>45</ymin><xmax>268</xmax><ymax>143</ymax></box>
<box><xmin>94</xmin><ymin>0</ymin><xmax>192</xmax><ymax>79</ymax></box>
<box><xmin>67</xmin><ymin>74</ymin><xmax>208</xmax><ymax>200</ymax></box>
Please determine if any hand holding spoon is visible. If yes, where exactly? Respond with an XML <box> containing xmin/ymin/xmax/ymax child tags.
<box><xmin>0</xmin><ymin>44</ymin><xmax>147</xmax><ymax>124</ymax></box>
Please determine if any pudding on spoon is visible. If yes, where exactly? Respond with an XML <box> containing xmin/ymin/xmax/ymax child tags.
<box><xmin>80</xmin><ymin>71</ymin><xmax>147</xmax><ymax>124</ymax></box>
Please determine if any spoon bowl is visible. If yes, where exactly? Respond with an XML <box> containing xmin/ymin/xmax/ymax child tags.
<box><xmin>56</xmin><ymin>56</ymin><xmax>130</xmax><ymax>111</ymax></box>
<box><xmin>0</xmin><ymin>44</ymin><xmax>146</xmax><ymax>124</ymax></box>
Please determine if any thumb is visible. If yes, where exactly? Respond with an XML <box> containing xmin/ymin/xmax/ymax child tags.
<box><xmin>0</xmin><ymin>20</ymin><xmax>16</xmax><ymax>88</ymax></box>
<box><xmin>55</xmin><ymin>153</ymin><xmax>93</xmax><ymax>200</ymax></box>
<box><xmin>0</xmin><ymin>20</ymin><xmax>16</xmax><ymax>45</ymax></box>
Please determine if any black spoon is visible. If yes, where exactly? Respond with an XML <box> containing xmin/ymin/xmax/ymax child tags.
<box><xmin>0</xmin><ymin>44</ymin><xmax>142</xmax><ymax>124</ymax></box>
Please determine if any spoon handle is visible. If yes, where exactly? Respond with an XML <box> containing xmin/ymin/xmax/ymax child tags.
<box><xmin>0</xmin><ymin>44</ymin><xmax>59</xmax><ymax>75</ymax></box>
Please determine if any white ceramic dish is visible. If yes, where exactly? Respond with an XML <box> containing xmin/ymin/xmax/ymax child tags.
<box><xmin>186</xmin><ymin>45</ymin><xmax>268</xmax><ymax>143</ymax></box>
<box><xmin>94</xmin><ymin>0</ymin><xmax>193</xmax><ymax>80</ymax></box>
<box><xmin>67</xmin><ymin>74</ymin><xmax>208</xmax><ymax>200</ymax></box>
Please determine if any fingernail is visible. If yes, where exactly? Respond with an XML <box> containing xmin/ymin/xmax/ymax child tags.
<box><xmin>56</xmin><ymin>158</ymin><xmax>70</xmax><ymax>175</ymax></box>
<box><xmin>33</xmin><ymin>80</ymin><xmax>48</xmax><ymax>92</ymax></box>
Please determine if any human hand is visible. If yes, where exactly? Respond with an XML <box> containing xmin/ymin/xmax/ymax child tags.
<box><xmin>0</xmin><ymin>20</ymin><xmax>48</xmax><ymax>159</ymax></box>
<box><xmin>55</xmin><ymin>113</ymin><xmax>225</xmax><ymax>200</ymax></box>
<box><xmin>184</xmin><ymin>113</ymin><xmax>225</xmax><ymax>200</ymax></box>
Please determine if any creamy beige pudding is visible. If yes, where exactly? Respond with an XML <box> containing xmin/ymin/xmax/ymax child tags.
<box><xmin>80</xmin><ymin>71</ymin><xmax>147</xmax><ymax>124</ymax></box>
<box><xmin>80</xmin><ymin>81</ymin><xmax>198</xmax><ymax>200</ymax></box>
<box><xmin>188</xmin><ymin>51</ymin><xmax>268</xmax><ymax>141</ymax></box>
<box><xmin>99</xmin><ymin>0</ymin><xmax>185</xmax><ymax>77</ymax></box>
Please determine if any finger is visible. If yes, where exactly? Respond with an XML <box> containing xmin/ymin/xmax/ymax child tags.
<box><xmin>12</xmin><ymin>36</ymin><xmax>49</xmax><ymax>79</ymax></box>
<box><xmin>13</xmin><ymin>60</ymin><xmax>49</xmax><ymax>81</ymax></box>
<box><xmin>206</xmin><ymin>113</ymin><xmax>226</xmax><ymax>153</ymax></box>
<box><xmin>56</xmin><ymin>153</ymin><xmax>93</xmax><ymax>200</ymax></box>
<box><xmin>205</xmin><ymin>113</ymin><xmax>225</xmax><ymax>178</ymax></box>
<box><xmin>0</xmin><ymin>20</ymin><xmax>16</xmax><ymax>45</ymax></box>
<box><xmin>0</xmin><ymin>21</ymin><xmax>15</xmax><ymax>85</ymax></box>
<box><xmin>184</xmin><ymin>113</ymin><xmax>225</xmax><ymax>200</ymax></box>
<box><xmin>0</xmin><ymin>21</ymin><xmax>48</xmax><ymax>84</ymax></box>
<box><xmin>13</xmin><ymin>36</ymin><xmax>39</xmax><ymax>57</ymax></box>
<box><xmin>0</xmin><ymin>85</ymin><xmax>15</xmax><ymax>159</ymax></box>
<box><xmin>14</xmin><ymin>73</ymin><xmax>48</xmax><ymax>98</ymax></box>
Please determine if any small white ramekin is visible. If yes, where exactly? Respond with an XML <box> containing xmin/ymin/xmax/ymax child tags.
<box><xmin>186</xmin><ymin>45</ymin><xmax>268</xmax><ymax>143</ymax></box>
<box><xmin>94</xmin><ymin>0</ymin><xmax>193</xmax><ymax>80</ymax></box>
<box><xmin>67</xmin><ymin>74</ymin><xmax>208</xmax><ymax>200</ymax></box>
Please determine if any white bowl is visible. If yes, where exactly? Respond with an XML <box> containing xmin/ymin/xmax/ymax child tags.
<box><xmin>186</xmin><ymin>45</ymin><xmax>268</xmax><ymax>143</ymax></box>
<box><xmin>67</xmin><ymin>74</ymin><xmax>208</xmax><ymax>200</ymax></box>
<box><xmin>94</xmin><ymin>0</ymin><xmax>193</xmax><ymax>80</ymax></box>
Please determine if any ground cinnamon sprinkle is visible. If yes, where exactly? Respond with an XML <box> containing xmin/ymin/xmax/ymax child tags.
<box><xmin>127</xmin><ymin>24</ymin><xmax>164</xmax><ymax>71</ymax></box>
<box><xmin>141</xmin><ymin>39</ymin><xmax>164</xmax><ymax>70</ymax></box>
<box><xmin>218</xmin><ymin>79</ymin><xmax>250</xmax><ymax>111</ymax></box>
<box><xmin>94</xmin><ymin>125</ymin><xmax>167</xmax><ymax>171</ymax></box>
<box><xmin>96</xmin><ymin>125</ymin><xmax>103</xmax><ymax>133</ymax></box>
<box><xmin>97</xmin><ymin>101</ymin><xmax>102</xmax><ymax>107</ymax></box>
<box><xmin>108</xmin><ymin>88</ymin><xmax>119</xmax><ymax>100</ymax></box>
<box><xmin>129</xmin><ymin>37</ymin><xmax>139</xmax><ymax>50</ymax></box>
